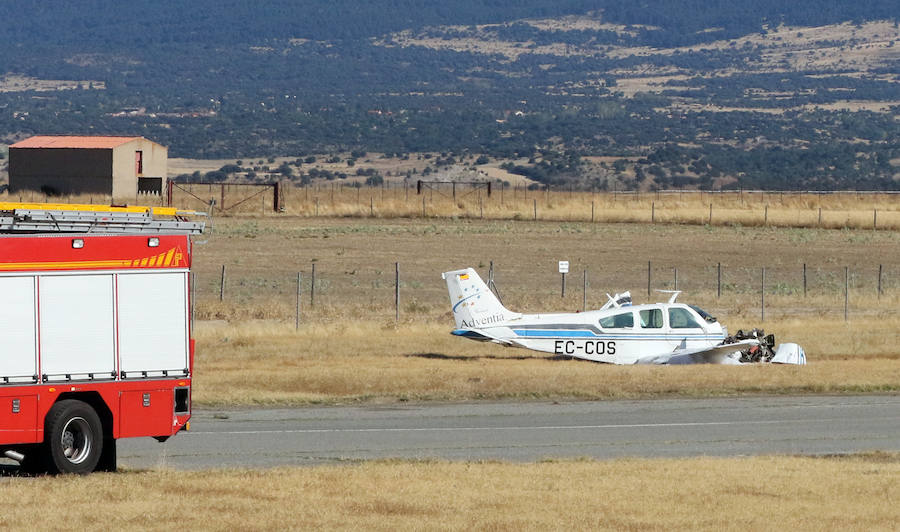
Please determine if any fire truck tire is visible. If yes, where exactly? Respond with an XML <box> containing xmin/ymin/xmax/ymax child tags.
<box><xmin>45</xmin><ymin>400</ymin><xmax>104</xmax><ymax>475</ymax></box>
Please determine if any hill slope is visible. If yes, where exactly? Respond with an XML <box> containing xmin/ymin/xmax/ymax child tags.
<box><xmin>0</xmin><ymin>1</ymin><xmax>898</xmax><ymax>189</ymax></box>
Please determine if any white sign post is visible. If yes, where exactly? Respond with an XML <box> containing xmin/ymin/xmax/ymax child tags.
<box><xmin>558</xmin><ymin>261</ymin><xmax>569</xmax><ymax>298</ymax></box>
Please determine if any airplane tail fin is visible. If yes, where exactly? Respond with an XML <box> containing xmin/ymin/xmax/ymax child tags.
<box><xmin>442</xmin><ymin>268</ymin><xmax>518</xmax><ymax>329</ymax></box>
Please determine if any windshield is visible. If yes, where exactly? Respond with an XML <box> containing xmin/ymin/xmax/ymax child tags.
<box><xmin>689</xmin><ymin>305</ymin><xmax>717</xmax><ymax>323</ymax></box>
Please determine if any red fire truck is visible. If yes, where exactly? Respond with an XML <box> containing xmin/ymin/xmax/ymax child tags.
<box><xmin>0</xmin><ymin>202</ymin><xmax>204</xmax><ymax>474</ymax></box>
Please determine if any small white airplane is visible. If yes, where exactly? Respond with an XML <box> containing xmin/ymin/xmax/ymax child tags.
<box><xmin>442</xmin><ymin>267</ymin><xmax>806</xmax><ymax>365</ymax></box>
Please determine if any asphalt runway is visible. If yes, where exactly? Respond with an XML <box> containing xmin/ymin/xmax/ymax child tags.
<box><xmin>102</xmin><ymin>395</ymin><xmax>900</xmax><ymax>470</ymax></box>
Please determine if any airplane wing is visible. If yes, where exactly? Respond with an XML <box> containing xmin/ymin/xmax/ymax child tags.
<box><xmin>635</xmin><ymin>339</ymin><xmax>759</xmax><ymax>365</ymax></box>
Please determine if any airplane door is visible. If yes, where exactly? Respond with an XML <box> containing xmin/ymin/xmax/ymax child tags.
<box><xmin>635</xmin><ymin>308</ymin><xmax>667</xmax><ymax>360</ymax></box>
<box><xmin>666</xmin><ymin>307</ymin><xmax>706</xmax><ymax>349</ymax></box>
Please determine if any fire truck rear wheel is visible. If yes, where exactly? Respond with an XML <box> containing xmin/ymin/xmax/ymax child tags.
<box><xmin>45</xmin><ymin>400</ymin><xmax>103</xmax><ymax>475</ymax></box>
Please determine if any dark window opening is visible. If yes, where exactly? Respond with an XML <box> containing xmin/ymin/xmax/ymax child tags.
<box><xmin>138</xmin><ymin>177</ymin><xmax>162</xmax><ymax>195</ymax></box>
<box><xmin>174</xmin><ymin>387</ymin><xmax>190</xmax><ymax>414</ymax></box>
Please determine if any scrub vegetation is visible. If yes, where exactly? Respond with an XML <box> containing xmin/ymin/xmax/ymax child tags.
<box><xmin>1</xmin><ymin>454</ymin><xmax>898</xmax><ymax>530</ymax></box>
<box><xmin>2</xmin><ymin>2</ymin><xmax>900</xmax><ymax>192</ymax></box>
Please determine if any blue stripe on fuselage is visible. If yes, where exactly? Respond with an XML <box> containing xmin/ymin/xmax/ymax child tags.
<box><xmin>512</xmin><ymin>329</ymin><xmax>725</xmax><ymax>340</ymax></box>
<box><xmin>514</xmin><ymin>329</ymin><xmax>597</xmax><ymax>337</ymax></box>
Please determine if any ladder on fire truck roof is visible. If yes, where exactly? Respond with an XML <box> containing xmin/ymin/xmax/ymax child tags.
<box><xmin>0</xmin><ymin>202</ymin><xmax>206</xmax><ymax>235</ymax></box>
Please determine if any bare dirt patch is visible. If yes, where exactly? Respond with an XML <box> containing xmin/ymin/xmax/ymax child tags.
<box><xmin>0</xmin><ymin>74</ymin><xmax>105</xmax><ymax>92</ymax></box>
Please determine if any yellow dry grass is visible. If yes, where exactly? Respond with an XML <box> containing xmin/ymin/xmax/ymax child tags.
<box><xmin>185</xmin><ymin>214</ymin><xmax>900</xmax><ymax>320</ymax></box>
<box><xmin>2</xmin><ymin>454</ymin><xmax>898</xmax><ymax>530</ymax></box>
<box><xmin>266</xmin><ymin>188</ymin><xmax>900</xmax><ymax>231</ymax></box>
<box><xmin>4</xmin><ymin>188</ymin><xmax>899</xmax><ymax>230</ymax></box>
<box><xmin>3</xmin><ymin>195</ymin><xmax>897</xmax><ymax>404</ymax></box>
<box><xmin>191</xmin><ymin>319</ymin><xmax>900</xmax><ymax>406</ymax></box>
<box><xmin>177</xmin><ymin>213</ymin><xmax>898</xmax><ymax>406</ymax></box>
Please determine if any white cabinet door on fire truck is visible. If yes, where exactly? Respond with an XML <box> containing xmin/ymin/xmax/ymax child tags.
<box><xmin>39</xmin><ymin>274</ymin><xmax>116</xmax><ymax>381</ymax></box>
<box><xmin>117</xmin><ymin>271</ymin><xmax>189</xmax><ymax>377</ymax></box>
<box><xmin>0</xmin><ymin>276</ymin><xmax>38</xmax><ymax>383</ymax></box>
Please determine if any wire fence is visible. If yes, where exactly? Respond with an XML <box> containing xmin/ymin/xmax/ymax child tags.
<box><xmin>196</xmin><ymin>260</ymin><xmax>897</xmax><ymax>325</ymax></box>
<box><xmin>175</xmin><ymin>184</ymin><xmax>900</xmax><ymax>230</ymax></box>
<box><xmin>4</xmin><ymin>185</ymin><xmax>899</xmax><ymax>229</ymax></box>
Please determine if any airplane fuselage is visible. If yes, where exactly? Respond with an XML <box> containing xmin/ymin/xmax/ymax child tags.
<box><xmin>453</xmin><ymin>302</ymin><xmax>727</xmax><ymax>364</ymax></box>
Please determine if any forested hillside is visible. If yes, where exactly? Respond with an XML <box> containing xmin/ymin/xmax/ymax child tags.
<box><xmin>1</xmin><ymin>0</ymin><xmax>899</xmax><ymax>190</ymax></box>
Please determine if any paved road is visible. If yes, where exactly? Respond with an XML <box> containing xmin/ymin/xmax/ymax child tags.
<box><xmin>103</xmin><ymin>395</ymin><xmax>900</xmax><ymax>469</ymax></box>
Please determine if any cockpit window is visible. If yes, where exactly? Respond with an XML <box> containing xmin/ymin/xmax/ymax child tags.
<box><xmin>669</xmin><ymin>307</ymin><xmax>703</xmax><ymax>329</ymax></box>
<box><xmin>639</xmin><ymin>308</ymin><xmax>663</xmax><ymax>328</ymax></box>
<box><xmin>689</xmin><ymin>305</ymin><xmax>717</xmax><ymax>323</ymax></box>
<box><xmin>600</xmin><ymin>312</ymin><xmax>634</xmax><ymax>329</ymax></box>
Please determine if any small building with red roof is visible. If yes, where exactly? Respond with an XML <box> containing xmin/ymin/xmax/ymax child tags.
<box><xmin>9</xmin><ymin>135</ymin><xmax>167</xmax><ymax>198</ymax></box>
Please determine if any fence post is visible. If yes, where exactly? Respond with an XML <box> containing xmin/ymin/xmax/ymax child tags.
<box><xmin>591</xmin><ymin>201</ymin><xmax>595</xmax><ymax>223</ymax></box>
<box><xmin>764</xmin><ymin>204</ymin><xmax>768</xmax><ymax>226</ymax></box>
<box><xmin>561</xmin><ymin>270</ymin><xmax>566</xmax><ymax>298</ymax></box>
<box><xmin>761</xmin><ymin>267</ymin><xmax>765</xmax><ymax>322</ymax></box>
<box><xmin>708</xmin><ymin>203</ymin><xmax>712</xmax><ymax>225</ymax></box>
<box><xmin>647</xmin><ymin>260</ymin><xmax>651</xmax><ymax>297</ymax></box>
<box><xmin>803</xmin><ymin>263</ymin><xmax>807</xmax><ymax>297</ymax></box>
<box><xmin>295</xmin><ymin>272</ymin><xmax>302</xmax><ymax>329</ymax></box>
<box><xmin>310</xmin><ymin>262</ymin><xmax>316</xmax><ymax>307</ymax></box>
<box><xmin>717</xmin><ymin>262</ymin><xmax>721</xmax><ymax>298</ymax></box>
<box><xmin>219</xmin><ymin>265</ymin><xmax>226</xmax><ymax>301</ymax></box>
<box><xmin>582</xmin><ymin>269</ymin><xmax>587</xmax><ymax>312</ymax></box>
<box><xmin>370</xmin><ymin>196</ymin><xmax>374</xmax><ymax>217</ymax></box>
<box><xmin>651</xmin><ymin>201</ymin><xmax>655</xmax><ymax>223</ymax></box>
<box><xmin>844</xmin><ymin>266</ymin><xmax>849</xmax><ymax>322</ymax></box>
<box><xmin>533</xmin><ymin>199</ymin><xmax>537</xmax><ymax>221</ymax></box>
<box><xmin>878</xmin><ymin>264</ymin><xmax>883</xmax><ymax>299</ymax></box>
<box><xmin>395</xmin><ymin>262</ymin><xmax>400</xmax><ymax>321</ymax></box>
<box><xmin>818</xmin><ymin>207</ymin><xmax>822</xmax><ymax>226</ymax></box>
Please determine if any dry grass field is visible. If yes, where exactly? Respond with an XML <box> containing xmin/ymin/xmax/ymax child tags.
<box><xmin>165</xmin><ymin>185</ymin><xmax>900</xmax><ymax>231</ymax></box>
<box><xmin>3</xmin><ymin>194</ymin><xmax>899</xmax><ymax>404</ymax></box>
<box><xmin>1</xmin><ymin>454</ymin><xmax>898</xmax><ymax>530</ymax></box>
<box><xmin>5</xmin><ymin>188</ymin><xmax>899</xmax><ymax>230</ymax></box>
<box><xmin>187</xmin><ymin>215</ymin><xmax>900</xmax><ymax>315</ymax></box>
<box><xmin>180</xmin><ymin>215</ymin><xmax>900</xmax><ymax>406</ymax></box>
<box><xmin>192</xmin><ymin>319</ymin><xmax>900</xmax><ymax>406</ymax></box>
